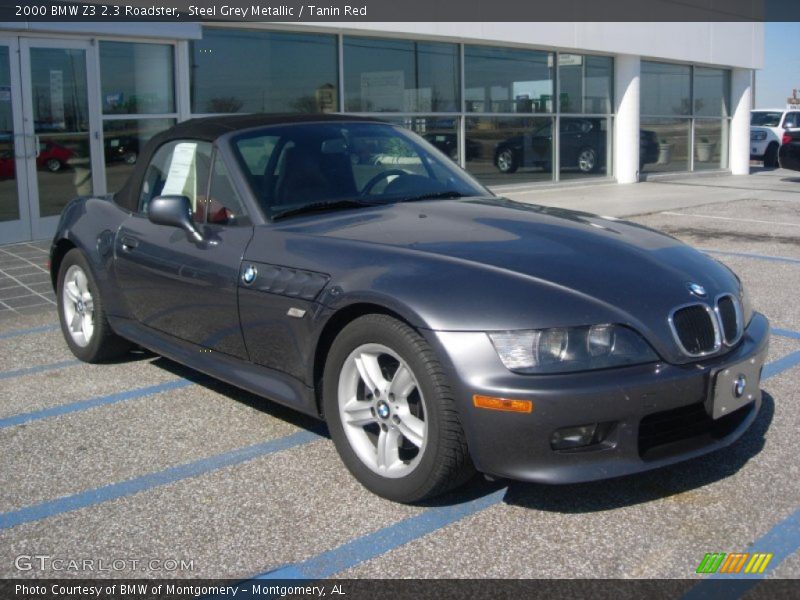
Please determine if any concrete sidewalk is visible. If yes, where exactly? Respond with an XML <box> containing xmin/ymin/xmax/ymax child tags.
<box><xmin>495</xmin><ymin>168</ymin><xmax>800</xmax><ymax>218</ymax></box>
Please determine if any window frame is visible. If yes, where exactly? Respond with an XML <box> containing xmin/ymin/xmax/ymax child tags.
<box><xmin>136</xmin><ymin>138</ymin><xmax>213</xmax><ymax>221</ymax></box>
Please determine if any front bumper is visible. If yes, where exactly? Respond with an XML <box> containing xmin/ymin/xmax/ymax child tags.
<box><xmin>750</xmin><ymin>139</ymin><xmax>770</xmax><ymax>159</ymax></box>
<box><xmin>426</xmin><ymin>312</ymin><xmax>770</xmax><ymax>484</ymax></box>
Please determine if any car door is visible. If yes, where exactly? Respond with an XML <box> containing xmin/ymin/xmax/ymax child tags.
<box><xmin>114</xmin><ymin>139</ymin><xmax>253</xmax><ymax>359</ymax></box>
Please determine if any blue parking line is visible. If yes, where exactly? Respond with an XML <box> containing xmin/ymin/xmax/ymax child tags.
<box><xmin>247</xmin><ymin>347</ymin><xmax>800</xmax><ymax>580</ymax></box>
<box><xmin>0</xmin><ymin>323</ymin><xmax>59</xmax><ymax>340</ymax></box>
<box><xmin>0</xmin><ymin>379</ymin><xmax>193</xmax><ymax>430</ymax></box>
<box><xmin>771</xmin><ymin>327</ymin><xmax>800</xmax><ymax>341</ymax></box>
<box><xmin>0</xmin><ymin>429</ymin><xmax>322</xmax><ymax>531</ymax></box>
<box><xmin>702</xmin><ymin>249</ymin><xmax>800</xmax><ymax>266</ymax></box>
<box><xmin>0</xmin><ymin>359</ymin><xmax>80</xmax><ymax>380</ymax></box>
<box><xmin>258</xmin><ymin>488</ymin><xmax>507</xmax><ymax>580</ymax></box>
<box><xmin>681</xmin><ymin>508</ymin><xmax>800</xmax><ymax>599</ymax></box>
<box><xmin>762</xmin><ymin>350</ymin><xmax>800</xmax><ymax>379</ymax></box>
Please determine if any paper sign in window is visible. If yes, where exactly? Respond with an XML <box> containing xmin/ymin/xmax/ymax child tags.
<box><xmin>162</xmin><ymin>142</ymin><xmax>198</xmax><ymax>199</ymax></box>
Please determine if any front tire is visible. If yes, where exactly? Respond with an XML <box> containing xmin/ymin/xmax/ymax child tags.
<box><xmin>323</xmin><ymin>314</ymin><xmax>474</xmax><ymax>503</ymax></box>
<box><xmin>495</xmin><ymin>148</ymin><xmax>518</xmax><ymax>173</ymax></box>
<box><xmin>57</xmin><ymin>248</ymin><xmax>131</xmax><ymax>363</ymax></box>
<box><xmin>46</xmin><ymin>158</ymin><xmax>62</xmax><ymax>172</ymax></box>
<box><xmin>577</xmin><ymin>147</ymin><xmax>598</xmax><ymax>173</ymax></box>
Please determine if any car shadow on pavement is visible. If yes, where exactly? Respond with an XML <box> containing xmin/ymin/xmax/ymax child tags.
<box><xmin>148</xmin><ymin>353</ymin><xmax>774</xmax><ymax>512</ymax></box>
<box><xmin>502</xmin><ymin>392</ymin><xmax>774</xmax><ymax>513</ymax></box>
<box><xmin>150</xmin><ymin>356</ymin><xmax>328</xmax><ymax>436</ymax></box>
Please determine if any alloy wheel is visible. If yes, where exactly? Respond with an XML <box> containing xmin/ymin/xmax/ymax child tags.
<box><xmin>61</xmin><ymin>264</ymin><xmax>95</xmax><ymax>347</ymax></box>
<box><xmin>337</xmin><ymin>343</ymin><xmax>428</xmax><ymax>478</ymax></box>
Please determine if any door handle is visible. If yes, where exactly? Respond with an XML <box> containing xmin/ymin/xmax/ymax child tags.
<box><xmin>120</xmin><ymin>236</ymin><xmax>139</xmax><ymax>251</ymax></box>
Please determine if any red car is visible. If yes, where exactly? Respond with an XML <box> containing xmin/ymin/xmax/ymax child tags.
<box><xmin>0</xmin><ymin>140</ymin><xmax>73</xmax><ymax>179</ymax></box>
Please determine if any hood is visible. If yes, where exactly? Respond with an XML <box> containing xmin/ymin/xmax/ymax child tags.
<box><xmin>280</xmin><ymin>195</ymin><xmax>739</xmax><ymax>328</ymax></box>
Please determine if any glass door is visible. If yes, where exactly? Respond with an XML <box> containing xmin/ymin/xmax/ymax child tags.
<box><xmin>19</xmin><ymin>38</ymin><xmax>102</xmax><ymax>240</ymax></box>
<box><xmin>0</xmin><ymin>37</ymin><xmax>32</xmax><ymax>244</ymax></box>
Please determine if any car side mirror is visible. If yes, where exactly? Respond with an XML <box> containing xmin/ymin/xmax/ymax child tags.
<box><xmin>148</xmin><ymin>195</ymin><xmax>203</xmax><ymax>242</ymax></box>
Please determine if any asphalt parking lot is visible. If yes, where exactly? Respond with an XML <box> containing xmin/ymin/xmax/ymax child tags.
<box><xmin>0</xmin><ymin>169</ymin><xmax>798</xmax><ymax>585</ymax></box>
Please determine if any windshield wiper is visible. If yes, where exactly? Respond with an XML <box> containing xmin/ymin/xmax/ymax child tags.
<box><xmin>398</xmin><ymin>190</ymin><xmax>466</xmax><ymax>203</ymax></box>
<box><xmin>271</xmin><ymin>199</ymin><xmax>379</xmax><ymax>221</ymax></box>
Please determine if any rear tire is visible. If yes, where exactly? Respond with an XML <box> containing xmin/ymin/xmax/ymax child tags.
<box><xmin>57</xmin><ymin>248</ymin><xmax>131</xmax><ymax>363</ymax></box>
<box><xmin>323</xmin><ymin>314</ymin><xmax>475</xmax><ymax>503</ymax></box>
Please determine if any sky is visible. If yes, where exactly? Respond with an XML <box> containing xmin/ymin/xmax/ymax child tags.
<box><xmin>756</xmin><ymin>22</ymin><xmax>800</xmax><ymax>108</ymax></box>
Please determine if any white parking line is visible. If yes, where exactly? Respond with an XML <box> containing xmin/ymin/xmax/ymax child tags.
<box><xmin>661</xmin><ymin>211</ymin><xmax>800</xmax><ymax>228</ymax></box>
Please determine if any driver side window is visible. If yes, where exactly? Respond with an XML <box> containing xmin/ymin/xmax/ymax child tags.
<box><xmin>139</xmin><ymin>140</ymin><xmax>213</xmax><ymax>223</ymax></box>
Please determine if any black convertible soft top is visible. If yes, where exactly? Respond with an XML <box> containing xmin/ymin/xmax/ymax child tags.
<box><xmin>112</xmin><ymin>113</ymin><xmax>377</xmax><ymax>212</ymax></box>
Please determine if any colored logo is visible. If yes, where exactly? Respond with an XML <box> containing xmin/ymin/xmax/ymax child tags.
<box><xmin>687</xmin><ymin>282</ymin><xmax>707</xmax><ymax>298</ymax></box>
<box><xmin>696</xmin><ymin>552</ymin><xmax>773</xmax><ymax>575</ymax></box>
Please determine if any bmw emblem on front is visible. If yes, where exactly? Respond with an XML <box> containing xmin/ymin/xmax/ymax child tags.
<box><xmin>242</xmin><ymin>264</ymin><xmax>257</xmax><ymax>285</ymax></box>
<box><xmin>687</xmin><ymin>282</ymin><xmax>707</xmax><ymax>298</ymax></box>
<box><xmin>733</xmin><ymin>375</ymin><xmax>746</xmax><ymax>398</ymax></box>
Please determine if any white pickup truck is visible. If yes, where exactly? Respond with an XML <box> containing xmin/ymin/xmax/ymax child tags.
<box><xmin>751</xmin><ymin>108</ymin><xmax>800</xmax><ymax>167</ymax></box>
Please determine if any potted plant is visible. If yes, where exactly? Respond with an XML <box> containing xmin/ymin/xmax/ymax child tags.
<box><xmin>657</xmin><ymin>137</ymin><xmax>673</xmax><ymax>164</ymax></box>
<box><xmin>695</xmin><ymin>137</ymin><xmax>715</xmax><ymax>162</ymax></box>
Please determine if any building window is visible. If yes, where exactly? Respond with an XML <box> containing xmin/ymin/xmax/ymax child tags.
<box><xmin>100</xmin><ymin>42</ymin><xmax>175</xmax><ymax>114</ymax></box>
<box><xmin>103</xmin><ymin>118</ymin><xmax>176</xmax><ymax>194</ymax></box>
<box><xmin>558</xmin><ymin>54</ymin><xmax>613</xmax><ymax>114</ymax></box>
<box><xmin>343</xmin><ymin>37</ymin><xmax>459</xmax><ymax>113</ymax></box>
<box><xmin>465</xmin><ymin>46</ymin><xmax>553</xmax><ymax>114</ymax></box>
<box><xmin>190</xmin><ymin>29</ymin><xmax>338</xmax><ymax>114</ymax></box>
<box><xmin>640</xmin><ymin>61</ymin><xmax>730</xmax><ymax>174</ymax></box>
<box><xmin>465</xmin><ymin>116</ymin><xmax>554</xmax><ymax>185</ymax></box>
<box><xmin>693</xmin><ymin>67</ymin><xmax>730</xmax><ymax>117</ymax></box>
<box><xmin>99</xmin><ymin>41</ymin><xmax>178</xmax><ymax>194</ymax></box>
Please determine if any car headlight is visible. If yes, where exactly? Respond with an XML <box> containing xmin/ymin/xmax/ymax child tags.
<box><xmin>488</xmin><ymin>324</ymin><xmax>658</xmax><ymax>374</ymax></box>
<box><xmin>750</xmin><ymin>131</ymin><xmax>767</xmax><ymax>141</ymax></box>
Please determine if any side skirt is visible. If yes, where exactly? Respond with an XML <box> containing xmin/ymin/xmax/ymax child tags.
<box><xmin>109</xmin><ymin>317</ymin><xmax>320</xmax><ymax>418</ymax></box>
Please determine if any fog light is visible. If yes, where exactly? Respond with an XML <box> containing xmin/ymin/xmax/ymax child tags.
<box><xmin>551</xmin><ymin>424</ymin><xmax>598</xmax><ymax>450</ymax></box>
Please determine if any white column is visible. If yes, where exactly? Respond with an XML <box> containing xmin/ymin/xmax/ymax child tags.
<box><xmin>613</xmin><ymin>54</ymin><xmax>641</xmax><ymax>184</ymax></box>
<box><xmin>729</xmin><ymin>68</ymin><xmax>753</xmax><ymax>175</ymax></box>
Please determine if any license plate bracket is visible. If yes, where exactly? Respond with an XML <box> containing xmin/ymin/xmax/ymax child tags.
<box><xmin>706</xmin><ymin>352</ymin><xmax>765</xmax><ymax>420</ymax></box>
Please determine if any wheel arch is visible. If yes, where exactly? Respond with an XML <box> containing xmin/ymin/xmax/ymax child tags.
<box><xmin>312</xmin><ymin>301</ymin><xmax>421</xmax><ymax>418</ymax></box>
<box><xmin>49</xmin><ymin>238</ymin><xmax>77</xmax><ymax>291</ymax></box>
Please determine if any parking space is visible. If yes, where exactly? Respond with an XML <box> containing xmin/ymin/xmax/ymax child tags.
<box><xmin>0</xmin><ymin>171</ymin><xmax>798</xmax><ymax>583</ymax></box>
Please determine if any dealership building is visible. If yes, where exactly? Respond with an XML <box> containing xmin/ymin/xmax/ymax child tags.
<box><xmin>0</xmin><ymin>21</ymin><xmax>763</xmax><ymax>244</ymax></box>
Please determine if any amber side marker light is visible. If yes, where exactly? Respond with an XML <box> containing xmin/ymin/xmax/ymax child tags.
<box><xmin>473</xmin><ymin>395</ymin><xmax>533</xmax><ymax>413</ymax></box>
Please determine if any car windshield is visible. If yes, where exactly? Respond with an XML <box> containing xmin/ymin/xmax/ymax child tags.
<box><xmin>230</xmin><ymin>122</ymin><xmax>488</xmax><ymax>220</ymax></box>
<box><xmin>751</xmin><ymin>112</ymin><xmax>782</xmax><ymax>127</ymax></box>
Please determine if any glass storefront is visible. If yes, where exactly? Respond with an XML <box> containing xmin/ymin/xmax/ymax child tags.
<box><xmin>559</xmin><ymin>54</ymin><xmax>613</xmax><ymax>114</ymax></box>
<box><xmin>0</xmin><ymin>26</ymin><xmax>747</xmax><ymax>244</ymax></box>
<box><xmin>640</xmin><ymin>61</ymin><xmax>731</xmax><ymax>174</ymax></box>
<box><xmin>100</xmin><ymin>42</ymin><xmax>174</xmax><ymax>114</ymax></box>
<box><xmin>190</xmin><ymin>29</ymin><xmax>338</xmax><ymax>114</ymax></box>
<box><xmin>0</xmin><ymin>46</ymin><xmax>19</xmax><ymax>224</ymax></box>
<box><xmin>343</xmin><ymin>38</ymin><xmax>459</xmax><ymax>113</ymax></box>
<box><xmin>465</xmin><ymin>116</ymin><xmax>553</xmax><ymax>185</ymax></box>
<box><xmin>99</xmin><ymin>41</ymin><xmax>177</xmax><ymax>194</ymax></box>
<box><xmin>464</xmin><ymin>45</ymin><xmax>553</xmax><ymax>114</ymax></box>
<box><xmin>103</xmin><ymin>118</ymin><xmax>176</xmax><ymax>193</ymax></box>
<box><xmin>640</xmin><ymin>118</ymin><xmax>691</xmax><ymax>173</ymax></box>
<box><xmin>380</xmin><ymin>117</ymin><xmax>460</xmax><ymax>162</ymax></box>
